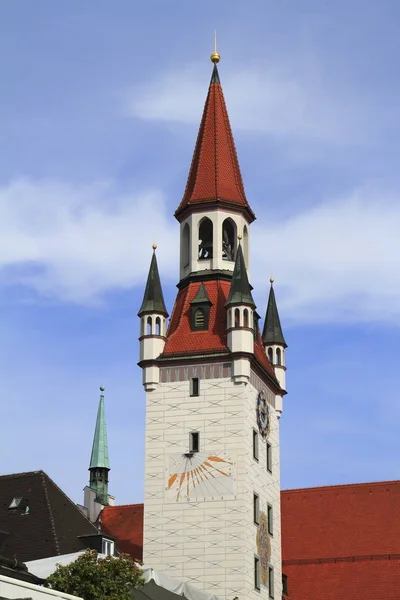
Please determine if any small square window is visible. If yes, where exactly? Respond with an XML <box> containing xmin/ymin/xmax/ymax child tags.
<box><xmin>253</xmin><ymin>493</ymin><xmax>260</xmax><ymax>525</ymax></box>
<box><xmin>254</xmin><ymin>556</ymin><xmax>260</xmax><ymax>591</ymax></box>
<box><xmin>9</xmin><ymin>497</ymin><xmax>23</xmax><ymax>509</ymax></box>
<box><xmin>266</xmin><ymin>442</ymin><xmax>272</xmax><ymax>473</ymax></box>
<box><xmin>268</xmin><ymin>566</ymin><xmax>274</xmax><ymax>598</ymax></box>
<box><xmin>190</xmin><ymin>377</ymin><xmax>199</xmax><ymax>397</ymax></box>
<box><xmin>189</xmin><ymin>431</ymin><xmax>200</xmax><ymax>453</ymax></box>
<box><xmin>253</xmin><ymin>429</ymin><xmax>259</xmax><ymax>461</ymax></box>
<box><xmin>267</xmin><ymin>504</ymin><xmax>273</xmax><ymax>536</ymax></box>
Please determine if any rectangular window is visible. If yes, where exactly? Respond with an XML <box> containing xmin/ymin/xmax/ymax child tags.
<box><xmin>102</xmin><ymin>538</ymin><xmax>114</xmax><ymax>556</ymax></box>
<box><xmin>189</xmin><ymin>431</ymin><xmax>200</xmax><ymax>453</ymax></box>
<box><xmin>282</xmin><ymin>574</ymin><xmax>288</xmax><ymax>596</ymax></box>
<box><xmin>253</xmin><ymin>429</ymin><xmax>259</xmax><ymax>461</ymax></box>
<box><xmin>190</xmin><ymin>377</ymin><xmax>199</xmax><ymax>397</ymax></box>
<box><xmin>268</xmin><ymin>567</ymin><xmax>274</xmax><ymax>598</ymax></box>
<box><xmin>267</xmin><ymin>504</ymin><xmax>273</xmax><ymax>535</ymax></box>
<box><xmin>266</xmin><ymin>442</ymin><xmax>272</xmax><ymax>473</ymax></box>
<box><xmin>253</xmin><ymin>493</ymin><xmax>260</xmax><ymax>525</ymax></box>
<box><xmin>254</xmin><ymin>556</ymin><xmax>260</xmax><ymax>591</ymax></box>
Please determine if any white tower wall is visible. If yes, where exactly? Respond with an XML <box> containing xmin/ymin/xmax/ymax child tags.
<box><xmin>143</xmin><ymin>364</ymin><xmax>282</xmax><ymax>599</ymax></box>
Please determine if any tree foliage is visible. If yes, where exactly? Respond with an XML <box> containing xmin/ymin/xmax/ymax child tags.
<box><xmin>45</xmin><ymin>549</ymin><xmax>144</xmax><ymax>600</ymax></box>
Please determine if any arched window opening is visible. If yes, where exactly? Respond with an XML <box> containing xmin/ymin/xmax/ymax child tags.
<box><xmin>155</xmin><ymin>317</ymin><xmax>161</xmax><ymax>336</ymax></box>
<box><xmin>276</xmin><ymin>348</ymin><xmax>282</xmax><ymax>365</ymax></box>
<box><xmin>243</xmin><ymin>309</ymin><xmax>249</xmax><ymax>328</ymax></box>
<box><xmin>268</xmin><ymin>348</ymin><xmax>273</xmax><ymax>363</ymax></box>
<box><xmin>182</xmin><ymin>223</ymin><xmax>190</xmax><ymax>267</ymax></box>
<box><xmin>146</xmin><ymin>316</ymin><xmax>152</xmax><ymax>336</ymax></box>
<box><xmin>194</xmin><ymin>308</ymin><xmax>205</xmax><ymax>328</ymax></box>
<box><xmin>243</xmin><ymin>225</ymin><xmax>249</xmax><ymax>266</ymax></box>
<box><xmin>234</xmin><ymin>308</ymin><xmax>240</xmax><ymax>328</ymax></box>
<box><xmin>140</xmin><ymin>318</ymin><xmax>144</xmax><ymax>336</ymax></box>
<box><xmin>198</xmin><ymin>218</ymin><xmax>213</xmax><ymax>260</ymax></box>
<box><xmin>227</xmin><ymin>309</ymin><xmax>232</xmax><ymax>329</ymax></box>
<box><xmin>222</xmin><ymin>218</ymin><xmax>236</xmax><ymax>261</ymax></box>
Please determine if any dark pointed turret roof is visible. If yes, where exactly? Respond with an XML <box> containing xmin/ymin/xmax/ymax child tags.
<box><xmin>225</xmin><ymin>244</ymin><xmax>255</xmax><ymax>307</ymax></box>
<box><xmin>90</xmin><ymin>387</ymin><xmax>110</xmax><ymax>470</ymax></box>
<box><xmin>175</xmin><ymin>63</ymin><xmax>255</xmax><ymax>223</ymax></box>
<box><xmin>138</xmin><ymin>250</ymin><xmax>168</xmax><ymax>316</ymax></box>
<box><xmin>262</xmin><ymin>282</ymin><xmax>287</xmax><ymax>347</ymax></box>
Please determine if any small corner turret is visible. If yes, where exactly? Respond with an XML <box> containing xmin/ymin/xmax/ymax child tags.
<box><xmin>138</xmin><ymin>246</ymin><xmax>168</xmax><ymax>391</ymax></box>
<box><xmin>263</xmin><ymin>279</ymin><xmax>287</xmax><ymax>393</ymax></box>
<box><xmin>226</xmin><ymin>242</ymin><xmax>255</xmax><ymax>383</ymax></box>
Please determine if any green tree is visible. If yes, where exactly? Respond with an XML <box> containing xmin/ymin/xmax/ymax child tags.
<box><xmin>45</xmin><ymin>549</ymin><xmax>144</xmax><ymax>600</ymax></box>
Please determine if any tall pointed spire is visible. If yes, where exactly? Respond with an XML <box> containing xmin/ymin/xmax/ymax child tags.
<box><xmin>175</xmin><ymin>54</ymin><xmax>255</xmax><ymax>223</ymax></box>
<box><xmin>262</xmin><ymin>280</ymin><xmax>287</xmax><ymax>347</ymax></box>
<box><xmin>138</xmin><ymin>247</ymin><xmax>168</xmax><ymax>317</ymax></box>
<box><xmin>226</xmin><ymin>243</ymin><xmax>255</xmax><ymax>307</ymax></box>
<box><xmin>89</xmin><ymin>387</ymin><xmax>110</xmax><ymax>505</ymax></box>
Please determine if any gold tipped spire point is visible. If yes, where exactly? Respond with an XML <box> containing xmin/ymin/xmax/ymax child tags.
<box><xmin>210</xmin><ymin>30</ymin><xmax>221</xmax><ymax>64</ymax></box>
<box><xmin>270</xmin><ymin>277</ymin><xmax>274</xmax><ymax>284</ymax></box>
<box><xmin>152</xmin><ymin>243</ymin><xmax>157</xmax><ymax>251</ymax></box>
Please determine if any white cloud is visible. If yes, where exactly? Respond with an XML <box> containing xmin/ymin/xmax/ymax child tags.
<box><xmin>0</xmin><ymin>179</ymin><xmax>178</xmax><ymax>303</ymax></box>
<box><xmin>1</xmin><ymin>179</ymin><xmax>400</xmax><ymax>324</ymax></box>
<box><xmin>252</xmin><ymin>187</ymin><xmax>400</xmax><ymax>324</ymax></box>
<box><xmin>126</xmin><ymin>61</ymin><xmax>370</xmax><ymax>146</ymax></box>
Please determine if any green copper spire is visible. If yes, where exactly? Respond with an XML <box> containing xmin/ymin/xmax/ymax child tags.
<box><xmin>262</xmin><ymin>281</ymin><xmax>287</xmax><ymax>347</ymax></box>
<box><xmin>89</xmin><ymin>387</ymin><xmax>110</xmax><ymax>506</ymax></box>
<box><xmin>225</xmin><ymin>243</ymin><xmax>256</xmax><ymax>307</ymax></box>
<box><xmin>138</xmin><ymin>249</ymin><xmax>168</xmax><ymax>317</ymax></box>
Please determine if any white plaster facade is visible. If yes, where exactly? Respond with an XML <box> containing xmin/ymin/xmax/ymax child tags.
<box><xmin>143</xmin><ymin>364</ymin><xmax>283</xmax><ymax>600</ymax></box>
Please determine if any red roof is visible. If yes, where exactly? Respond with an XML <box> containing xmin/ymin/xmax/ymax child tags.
<box><xmin>175</xmin><ymin>66</ymin><xmax>255</xmax><ymax>222</ymax></box>
<box><xmin>281</xmin><ymin>480</ymin><xmax>400</xmax><ymax>600</ymax></box>
<box><xmin>161</xmin><ymin>279</ymin><xmax>276</xmax><ymax>379</ymax></box>
<box><xmin>99</xmin><ymin>504</ymin><xmax>143</xmax><ymax>561</ymax></box>
<box><xmin>98</xmin><ymin>481</ymin><xmax>400</xmax><ymax>600</ymax></box>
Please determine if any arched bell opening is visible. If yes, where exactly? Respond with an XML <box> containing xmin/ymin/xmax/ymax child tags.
<box><xmin>222</xmin><ymin>218</ymin><xmax>236</xmax><ymax>261</ymax></box>
<box><xmin>182</xmin><ymin>223</ymin><xmax>190</xmax><ymax>268</ymax></box>
<box><xmin>198</xmin><ymin>218</ymin><xmax>213</xmax><ymax>260</ymax></box>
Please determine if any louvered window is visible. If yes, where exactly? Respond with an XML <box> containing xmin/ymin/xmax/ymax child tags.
<box><xmin>194</xmin><ymin>308</ymin><xmax>205</xmax><ymax>328</ymax></box>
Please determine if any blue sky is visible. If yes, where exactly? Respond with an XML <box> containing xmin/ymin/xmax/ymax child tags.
<box><xmin>1</xmin><ymin>1</ymin><xmax>400</xmax><ymax>505</ymax></box>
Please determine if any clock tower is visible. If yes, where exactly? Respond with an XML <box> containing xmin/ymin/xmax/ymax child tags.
<box><xmin>139</xmin><ymin>51</ymin><xmax>287</xmax><ymax>600</ymax></box>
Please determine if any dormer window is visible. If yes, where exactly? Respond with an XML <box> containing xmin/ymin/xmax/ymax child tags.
<box><xmin>194</xmin><ymin>308</ymin><xmax>205</xmax><ymax>328</ymax></box>
<box><xmin>190</xmin><ymin>283</ymin><xmax>212</xmax><ymax>331</ymax></box>
<box><xmin>9</xmin><ymin>497</ymin><xmax>23</xmax><ymax>509</ymax></box>
<box><xmin>102</xmin><ymin>538</ymin><xmax>114</xmax><ymax>556</ymax></box>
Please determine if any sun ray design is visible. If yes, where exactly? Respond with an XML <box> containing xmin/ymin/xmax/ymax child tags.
<box><xmin>166</xmin><ymin>451</ymin><xmax>236</xmax><ymax>502</ymax></box>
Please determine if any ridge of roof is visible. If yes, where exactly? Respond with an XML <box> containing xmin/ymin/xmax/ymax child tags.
<box><xmin>0</xmin><ymin>470</ymin><xmax>44</xmax><ymax>479</ymax></box>
<box><xmin>282</xmin><ymin>479</ymin><xmax>400</xmax><ymax>495</ymax></box>
<box><xmin>102</xmin><ymin>503</ymin><xmax>143</xmax><ymax>510</ymax></box>
<box><xmin>175</xmin><ymin>64</ymin><xmax>255</xmax><ymax>222</ymax></box>
<box><xmin>40</xmin><ymin>472</ymin><xmax>60</xmax><ymax>556</ymax></box>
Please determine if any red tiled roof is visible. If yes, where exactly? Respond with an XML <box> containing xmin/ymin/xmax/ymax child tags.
<box><xmin>283</xmin><ymin>558</ymin><xmax>400</xmax><ymax>600</ymax></box>
<box><xmin>99</xmin><ymin>504</ymin><xmax>143</xmax><ymax>561</ymax></box>
<box><xmin>175</xmin><ymin>67</ymin><xmax>255</xmax><ymax>222</ymax></box>
<box><xmin>161</xmin><ymin>279</ymin><xmax>276</xmax><ymax>379</ymax></box>
<box><xmin>281</xmin><ymin>480</ymin><xmax>400</xmax><ymax>600</ymax></box>
<box><xmin>162</xmin><ymin>279</ymin><xmax>231</xmax><ymax>357</ymax></box>
<box><xmin>281</xmin><ymin>480</ymin><xmax>400</xmax><ymax>560</ymax></box>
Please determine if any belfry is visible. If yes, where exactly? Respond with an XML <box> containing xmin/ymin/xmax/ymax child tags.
<box><xmin>138</xmin><ymin>48</ymin><xmax>287</xmax><ymax>599</ymax></box>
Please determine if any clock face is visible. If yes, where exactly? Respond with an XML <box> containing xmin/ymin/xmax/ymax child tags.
<box><xmin>165</xmin><ymin>452</ymin><xmax>236</xmax><ymax>503</ymax></box>
<box><xmin>256</xmin><ymin>390</ymin><xmax>270</xmax><ymax>439</ymax></box>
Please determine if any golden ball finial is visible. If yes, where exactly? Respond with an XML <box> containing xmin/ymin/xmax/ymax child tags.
<box><xmin>152</xmin><ymin>243</ymin><xmax>157</xmax><ymax>250</ymax></box>
<box><xmin>210</xmin><ymin>51</ymin><xmax>220</xmax><ymax>64</ymax></box>
<box><xmin>270</xmin><ymin>277</ymin><xmax>274</xmax><ymax>284</ymax></box>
